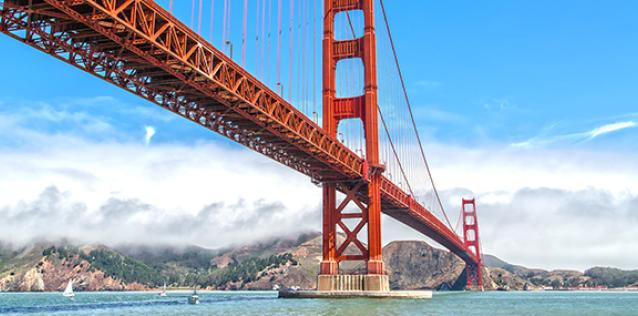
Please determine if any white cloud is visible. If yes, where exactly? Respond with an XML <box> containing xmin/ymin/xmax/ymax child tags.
<box><xmin>0</xmin><ymin>139</ymin><xmax>321</xmax><ymax>248</ymax></box>
<box><xmin>424</xmin><ymin>143</ymin><xmax>638</xmax><ymax>195</ymax></box>
<box><xmin>0</xmin><ymin>98</ymin><xmax>637</xmax><ymax>270</ymax></box>
<box><xmin>144</xmin><ymin>126</ymin><xmax>156</xmax><ymax>146</ymax></box>
<box><xmin>383</xmin><ymin>187</ymin><xmax>638</xmax><ymax>270</ymax></box>
<box><xmin>381</xmin><ymin>144</ymin><xmax>638</xmax><ymax>269</ymax></box>
<box><xmin>513</xmin><ymin>120</ymin><xmax>637</xmax><ymax>148</ymax></box>
<box><xmin>588</xmin><ymin>121</ymin><xmax>636</xmax><ymax>138</ymax></box>
<box><xmin>468</xmin><ymin>187</ymin><xmax>638</xmax><ymax>270</ymax></box>
<box><xmin>1</xmin><ymin>133</ymin><xmax>635</xmax><ymax>269</ymax></box>
<box><xmin>0</xmin><ymin>185</ymin><xmax>319</xmax><ymax>248</ymax></box>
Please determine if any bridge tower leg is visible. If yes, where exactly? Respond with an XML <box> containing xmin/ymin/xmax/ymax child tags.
<box><xmin>462</xmin><ymin>198</ymin><xmax>484</xmax><ymax>290</ymax></box>
<box><xmin>318</xmin><ymin>0</ymin><xmax>389</xmax><ymax>292</ymax></box>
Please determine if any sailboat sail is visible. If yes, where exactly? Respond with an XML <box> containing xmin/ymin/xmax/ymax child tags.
<box><xmin>63</xmin><ymin>280</ymin><xmax>74</xmax><ymax>297</ymax></box>
<box><xmin>159</xmin><ymin>282</ymin><xmax>167</xmax><ymax>296</ymax></box>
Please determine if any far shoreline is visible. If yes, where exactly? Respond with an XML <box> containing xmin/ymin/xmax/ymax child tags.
<box><xmin>2</xmin><ymin>288</ymin><xmax>638</xmax><ymax>294</ymax></box>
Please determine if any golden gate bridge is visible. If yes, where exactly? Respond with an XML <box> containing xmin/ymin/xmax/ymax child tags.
<box><xmin>0</xmin><ymin>0</ymin><xmax>483</xmax><ymax>292</ymax></box>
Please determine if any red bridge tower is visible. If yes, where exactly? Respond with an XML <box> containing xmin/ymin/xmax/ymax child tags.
<box><xmin>463</xmin><ymin>198</ymin><xmax>484</xmax><ymax>290</ymax></box>
<box><xmin>318</xmin><ymin>0</ymin><xmax>388</xmax><ymax>291</ymax></box>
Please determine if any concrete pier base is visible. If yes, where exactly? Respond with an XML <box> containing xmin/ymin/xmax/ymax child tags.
<box><xmin>278</xmin><ymin>290</ymin><xmax>432</xmax><ymax>299</ymax></box>
<box><xmin>278</xmin><ymin>274</ymin><xmax>432</xmax><ymax>299</ymax></box>
<box><xmin>317</xmin><ymin>274</ymin><xmax>390</xmax><ymax>292</ymax></box>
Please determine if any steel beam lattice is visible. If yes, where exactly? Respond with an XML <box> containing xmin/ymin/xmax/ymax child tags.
<box><xmin>0</xmin><ymin>0</ymin><xmax>481</xmax><ymax>275</ymax></box>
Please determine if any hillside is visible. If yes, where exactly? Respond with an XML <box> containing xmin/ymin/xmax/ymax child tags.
<box><xmin>1</xmin><ymin>234</ymin><xmax>636</xmax><ymax>292</ymax></box>
<box><xmin>0</xmin><ymin>234</ymin><xmax>469</xmax><ymax>291</ymax></box>
<box><xmin>0</xmin><ymin>243</ymin><xmax>149</xmax><ymax>291</ymax></box>
<box><xmin>482</xmin><ymin>256</ymin><xmax>638</xmax><ymax>290</ymax></box>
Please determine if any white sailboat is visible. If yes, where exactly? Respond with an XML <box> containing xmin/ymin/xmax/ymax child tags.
<box><xmin>63</xmin><ymin>280</ymin><xmax>75</xmax><ymax>298</ymax></box>
<box><xmin>159</xmin><ymin>282</ymin><xmax>167</xmax><ymax>297</ymax></box>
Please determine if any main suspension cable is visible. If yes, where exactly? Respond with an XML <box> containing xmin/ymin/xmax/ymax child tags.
<box><xmin>379</xmin><ymin>0</ymin><xmax>454</xmax><ymax>230</ymax></box>
<box><xmin>343</xmin><ymin>11</ymin><xmax>414</xmax><ymax>197</ymax></box>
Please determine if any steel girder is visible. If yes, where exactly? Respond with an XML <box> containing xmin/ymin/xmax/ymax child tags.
<box><xmin>0</xmin><ymin>0</ymin><xmax>479</xmax><ymax>267</ymax></box>
<box><xmin>10</xmin><ymin>0</ymin><xmax>363</xmax><ymax>181</ymax></box>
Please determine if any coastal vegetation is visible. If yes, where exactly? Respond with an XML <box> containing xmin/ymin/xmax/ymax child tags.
<box><xmin>585</xmin><ymin>267</ymin><xmax>638</xmax><ymax>288</ymax></box>
<box><xmin>35</xmin><ymin>245</ymin><xmax>296</xmax><ymax>289</ymax></box>
<box><xmin>205</xmin><ymin>253</ymin><xmax>295</xmax><ymax>287</ymax></box>
<box><xmin>0</xmin><ymin>235</ymin><xmax>636</xmax><ymax>292</ymax></box>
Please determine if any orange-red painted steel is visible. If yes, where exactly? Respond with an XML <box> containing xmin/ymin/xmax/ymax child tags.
<box><xmin>0</xmin><ymin>0</ymin><xmax>480</xmax><ymax>274</ymax></box>
<box><xmin>462</xmin><ymin>198</ymin><xmax>484</xmax><ymax>289</ymax></box>
<box><xmin>320</xmin><ymin>0</ymin><xmax>384</xmax><ymax>275</ymax></box>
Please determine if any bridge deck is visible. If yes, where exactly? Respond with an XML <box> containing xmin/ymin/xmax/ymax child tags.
<box><xmin>0</xmin><ymin>0</ymin><xmax>477</xmax><ymax>265</ymax></box>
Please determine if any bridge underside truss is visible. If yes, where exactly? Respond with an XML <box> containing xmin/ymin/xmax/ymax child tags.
<box><xmin>0</xmin><ymin>0</ymin><xmax>479</xmax><ymax>267</ymax></box>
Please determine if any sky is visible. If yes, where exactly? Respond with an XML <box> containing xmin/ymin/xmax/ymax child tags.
<box><xmin>0</xmin><ymin>0</ymin><xmax>636</xmax><ymax>271</ymax></box>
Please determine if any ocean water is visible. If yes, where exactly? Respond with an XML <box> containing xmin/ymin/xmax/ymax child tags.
<box><xmin>0</xmin><ymin>291</ymin><xmax>636</xmax><ymax>315</ymax></box>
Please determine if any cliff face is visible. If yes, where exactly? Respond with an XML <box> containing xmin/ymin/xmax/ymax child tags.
<box><xmin>0</xmin><ymin>233</ymin><xmax>476</xmax><ymax>291</ymax></box>
<box><xmin>235</xmin><ymin>237</ymin><xmax>476</xmax><ymax>291</ymax></box>
<box><xmin>383</xmin><ymin>240</ymin><xmax>465</xmax><ymax>290</ymax></box>
<box><xmin>0</xmin><ymin>236</ymin><xmax>557</xmax><ymax>292</ymax></box>
<box><xmin>1</xmin><ymin>235</ymin><xmax>636</xmax><ymax>292</ymax></box>
<box><xmin>0</xmin><ymin>244</ymin><xmax>148</xmax><ymax>292</ymax></box>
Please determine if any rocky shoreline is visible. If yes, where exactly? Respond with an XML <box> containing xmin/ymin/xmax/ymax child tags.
<box><xmin>1</xmin><ymin>233</ymin><xmax>636</xmax><ymax>292</ymax></box>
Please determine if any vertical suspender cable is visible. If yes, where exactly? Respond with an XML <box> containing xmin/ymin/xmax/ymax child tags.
<box><xmin>296</xmin><ymin>0</ymin><xmax>303</xmax><ymax>112</ymax></box>
<box><xmin>312</xmin><ymin>0</ymin><xmax>317</xmax><ymax>122</ymax></box>
<box><xmin>379</xmin><ymin>0</ymin><xmax>453</xmax><ymax>230</ymax></box>
<box><xmin>261</xmin><ymin>0</ymin><xmax>266</xmax><ymax>78</ymax></box>
<box><xmin>226</xmin><ymin>0</ymin><xmax>231</xmax><ymax>54</ymax></box>
<box><xmin>346</xmin><ymin>13</ymin><xmax>352</xmax><ymax>148</ymax></box>
<box><xmin>276</xmin><ymin>0</ymin><xmax>282</xmax><ymax>95</ymax></box>
<box><xmin>255</xmin><ymin>0</ymin><xmax>260</xmax><ymax>73</ymax></box>
<box><xmin>301</xmin><ymin>0</ymin><xmax>308</xmax><ymax>114</ymax></box>
<box><xmin>169</xmin><ymin>0</ymin><xmax>173</xmax><ymax>13</ymax></box>
<box><xmin>198</xmin><ymin>0</ymin><xmax>203</xmax><ymax>34</ymax></box>
<box><xmin>305</xmin><ymin>1</ymin><xmax>311</xmax><ymax>117</ymax></box>
<box><xmin>302</xmin><ymin>1</ymin><xmax>306</xmax><ymax>112</ymax></box>
<box><xmin>288</xmin><ymin>0</ymin><xmax>294</xmax><ymax>100</ymax></box>
<box><xmin>266</xmin><ymin>0</ymin><xmax>273</xmax><ymax>85</ymax></box>
<box><xmin>343</xmin><ymin>8</ymin><xmax>413</xmax><ymax>195</ymax></box>
<box><xmin>378</xmin><ymin>100</ymin><xmax>414</xmax><ymax>197</ymax></box>
<box><xmin>345</xmin><ymin>12</ymin><xmax>358</xmax><ymax>152</ymax></box>
<box><xmin>334</xmin><ymin>11</ymin><xmax>348</xmax><ymax>143</ymax></box>
<box><xmin>210</xmin><ymin>0</ymin><xmax>215</xmax><ymax>44</ymax></box>
<box><xmin>242</xmin><ymin>0</ymin><xmax>248</xmax><ymax>66</ymax></box>
<box><xmin>221</xmin><ymin>0</ymin><xmax>227</xmax><ymax>50</ymax></box>
<box><xmin>191</xmin><ymin>0</ymin><xmax>196</xmax><ymax>29</ymax></box>
<box><xmin>347</xmin><ymin>12</ymin><xmax>351</xmax><ymax>147</ymax></box>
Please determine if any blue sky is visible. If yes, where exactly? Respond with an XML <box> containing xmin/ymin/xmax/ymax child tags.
<box><xmin>0</xmin><ymin>1</ymin><xmax>637</xmax><ymax>269</ymax></box>
<box><xmin>389</xmin><ymin>0</ymin><xmax>638</xmax><ymax>148</ymax></box>
<box><xmin>1</xmin><ymin>0</ymin><xmax>637</xmax><ymax>150</ymax></box>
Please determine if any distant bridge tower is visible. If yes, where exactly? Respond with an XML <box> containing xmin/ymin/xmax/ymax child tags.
<box><xmin>462</xmin><ymin>198</ymin><xmax>484</xmax><ymax>290</ymax></box>
<box><xmin>318</xmin><ymin>0</ymin><xmax>388</xmax><ymax>291</ymax></box>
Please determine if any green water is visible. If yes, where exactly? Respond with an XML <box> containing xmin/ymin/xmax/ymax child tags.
<box><xmin>0</xmin><ymin>291</ymin><xmax>636</xmax><ymax>315</ymax></box>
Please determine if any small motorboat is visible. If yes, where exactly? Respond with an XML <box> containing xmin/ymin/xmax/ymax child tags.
<box><xmin>188</xmin><ymin>286</ymin><xmax>199</xmax><ymax>305</ymax></box>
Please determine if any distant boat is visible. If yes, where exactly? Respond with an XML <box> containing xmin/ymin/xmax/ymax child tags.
<box><xmin>159</xmin><ymin>282</ymin><xmax>167</xmax><ymax>297</ymax></box>
<box><xmin>188</xmin><ymin>286</ymin><xmax>199</xmax><ymax>305</ymax></box>
<box><xmin>63</xmin><ymin>280</ymin><xmax>75</xmax><ymax>298</ymax></box>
